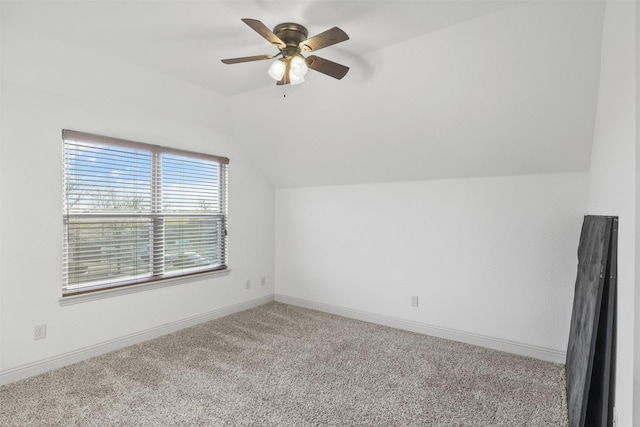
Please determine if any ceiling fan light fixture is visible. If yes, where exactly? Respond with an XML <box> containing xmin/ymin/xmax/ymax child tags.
<box><xmin>287</xmin><ymin>55</ymin><xmax>308</xmax><ymax>85</ymax></box>
<box><xmin>268</xmin><ymin>59</ymin><xmax>286</xmax><ymax>81</ymax></box>
<box><xmin>289</xmin><ymin>55</ymin><xmax>308</xmax><ymax>78</ymax></box>
<box><xmin>289</xmin><ymin>72</ymin><xmax>305</xmax><ymax>85</ymax></box>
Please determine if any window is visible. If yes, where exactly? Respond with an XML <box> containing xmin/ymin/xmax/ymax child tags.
<box><xmin>62</xmin><ymin>130</ymin><xmax>229</xmax><ymax>296</ymax></box>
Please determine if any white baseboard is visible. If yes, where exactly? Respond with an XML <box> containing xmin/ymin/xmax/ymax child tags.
<box><xmin>0</xmin><ymin>295</ymin><xmax>274</xmax><ymax>386</ymax></box>
<box><xmin>2</xmin><ymin>293</ymin><xmax>566</xmax><ymax>386</ymax></box>
<box><xmin>274</xmin><ymin>294</ymin><xmax>566</xmax><ymax>364</ymax></box>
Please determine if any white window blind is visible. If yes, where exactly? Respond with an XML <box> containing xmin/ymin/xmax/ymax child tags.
<box><xmin>62</xmin><ymin>130</ymin><xmax>228</xmax><ymax>296</ymax></box>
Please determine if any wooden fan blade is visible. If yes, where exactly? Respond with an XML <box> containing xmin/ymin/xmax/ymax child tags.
<box><xmin>221</xmin><ymin>54</ymin><xmax>274</xmax><ymax>64</ymax></box>
<box><xmin>241</xmin><ymin>18</ymin><xmax>286</xmax><ymax>48</ymax></box>
<box><xmin>300</xmin><ymin>27</ymin><xmax>349</xmax><ymax>52</ymax></box>
<box><xmin>306</xmin><ymin>55</ymin><xmax>349</xmax><ymax>80</ymax></box>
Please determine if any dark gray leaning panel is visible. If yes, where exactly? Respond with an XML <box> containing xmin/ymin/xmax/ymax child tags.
<box><xmin>566</xmin><ymin>215</ymin><xmax>616</xmax><ymax>427</ymax></box>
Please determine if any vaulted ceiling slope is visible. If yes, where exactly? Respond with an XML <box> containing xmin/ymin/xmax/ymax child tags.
<box><xmin>230</xmin><ymin>1</ymin><xmax>606</xmax><ymax>187</ymax></box>
<box><xmin>2</xmin><ymin>1</ymin><xmax>606</xmax><ymax>188</ymax></box>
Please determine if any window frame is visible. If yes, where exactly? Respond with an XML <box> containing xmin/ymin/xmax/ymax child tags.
<box><xmin>62</xmin><ymin>129</ymin><xmax>229</xmax><ymax>297</ymax></box>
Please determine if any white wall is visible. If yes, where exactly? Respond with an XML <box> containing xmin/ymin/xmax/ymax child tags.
<box><xmin>275</xmin><ymin>173</ymin><xmax>588</xmax><ymax>361</ymax></box>
<box><xmin>637</xmin><ymin>0</ymin><xmax>640</xmax><ymax>421</ymax></box>
<box><xmin>0</xmin><ymin>0</ymin><xmax>4</xmax><ymax>379</ymax></box>
<box><xmin>0</xmin><ymin>15</ymin><xmax>275</xmax><ymax>382</ymax></box>
<box><xmin>588</xmin><ymin>1</ymin><xmax>637</xmax><ymax>425</ymax></box>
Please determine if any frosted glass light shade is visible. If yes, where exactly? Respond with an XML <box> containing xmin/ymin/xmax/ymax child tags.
<box><xmin>289</xmin><ymin>73</ymin><xmax>305</xmax><ymax>85</ymax></box>
<box><xmin>268</xmin><ymin>60</ymin><xmax>286</xmax><ymax>81</ymax></box>
<box><xmin>289</xmin><ymin>56</ymin><xmax>308</xmax><ymax>78</ymax></box>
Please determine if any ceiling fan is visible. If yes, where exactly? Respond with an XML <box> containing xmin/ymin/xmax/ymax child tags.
<box><xmin>221</xmin><ymin>19</ymin><xmax>350</xmax><ymax>85</ymax></box>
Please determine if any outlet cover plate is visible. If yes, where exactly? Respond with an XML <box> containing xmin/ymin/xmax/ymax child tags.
<box><xmin>34</xmin><ymin>324</ymin><xmax>47</xmax><ymax>340</ymax></box>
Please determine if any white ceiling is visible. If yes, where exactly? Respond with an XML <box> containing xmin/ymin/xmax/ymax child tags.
<box><xmin>2</xmin><ymin>0</ymin><xmax>606</xmax><ymax>188</ymax></box>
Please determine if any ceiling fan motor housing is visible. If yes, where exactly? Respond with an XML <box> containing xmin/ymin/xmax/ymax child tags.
<box><xmin>273</xmin><ymin>23</ymin><xmax>309</xmax><ymax>57</ymax></box>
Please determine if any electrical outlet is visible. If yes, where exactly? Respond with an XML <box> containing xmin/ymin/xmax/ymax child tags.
<box><xmin>411</xmin><ymin>296</ymin><xmax>419</xmax><ymax>307</ymax></box>
<box><xmin>260</xmin><ymin>276</ymin><xmax>266</xmax><ymax>286</ymax></box>
<box><xmin>245</xmin><ymin>280</ymin><xmax>251</xmax><ymax>290</ymax></box>
<box><xmin>34</xmin><ymin>324</ymin><xmax>47</xmax><ymax>340</ymax></box>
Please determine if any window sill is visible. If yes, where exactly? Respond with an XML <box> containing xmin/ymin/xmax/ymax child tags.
<box><xmin>58</xmin><ymin>268</ymin><xmax>231</xmax><ymax>306</ymax></box>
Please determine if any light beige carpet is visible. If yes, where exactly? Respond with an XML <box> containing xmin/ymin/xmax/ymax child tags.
<box><xmin>0</xmin><ymin>302</ymin><xmax>568</xmax><ymax>426</ymax></box>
